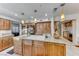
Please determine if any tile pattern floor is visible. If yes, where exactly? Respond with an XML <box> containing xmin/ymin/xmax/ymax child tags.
<box><xmin>0</xmin><ymin>47</ymin><xmax>19</xmax><ymax>56</ymax></box>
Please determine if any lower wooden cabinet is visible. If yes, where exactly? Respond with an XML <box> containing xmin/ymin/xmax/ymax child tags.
<box><xmin>14</xmin><ymin>38</ymin><xmax>22</xmax><ymax>55</ymax></box>
<box><xmin>3</xmin><ymin>37</ymin><xmax>9</xmax><ymax>49</ymax></box>
<box><xmin>45</xmin><ymin>42</ymin><xmax>54</xmax><ymax>56</ymax></box>
<box><xmin>23</xmin><ymin>40</ymin><xmax>32</xmax><ymax>56</ymax></box>
<box><xmin>14</xmin><ymin>39</ymin><xmax>66</xmax><ymax>56</ymax></box>
<box><xmin>0</xmin><ymin>38</ymin><xmax>3</xmax><ymax>51</ymax></box>
<box><xmin>0</xmin><ymin>36</ymin><xmax>13</xmax><ymax>51</ymax></box>
<box><xmin>8</xmin><ymin>36</ymin><xmax>13</xmax><ymax>47</ymax></box>
<box><xmin>32</xmin><ymin>41</ymin><xmax>45</xmax><ymax>56</ymax></box>
<box><xmin>45</xmin><ymin>42</ymin><xmax>66</xmax><ymax>56</ymax></box>
<box><xmin>2</xmin><ymin>36</ymin><xmax>13</xmax><ymax>50</ymax></box>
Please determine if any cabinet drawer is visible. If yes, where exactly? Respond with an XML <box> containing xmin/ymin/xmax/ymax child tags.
<box><xmin>23</xmin><ymin>44</ymin><xmax>32</xmax><ymax>56</ymax></box>
<box><xmin>23</xmin><ymin>40</ymin><xmax>32</xmax><ymax>45</ymax></box>
<box><xmin>33</xmin><ymin>41</ymin><xmax>44</xmax><ymax>46</ymax></box>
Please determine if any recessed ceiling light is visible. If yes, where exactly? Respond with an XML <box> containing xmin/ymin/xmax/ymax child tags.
<box><xmin>21</xmin><ymin>12</ymin><xmax>24</xmax><ymax>15</ymax></box>
<box><xmin>34</xmin><ymin>9</ymin><xmax>37</xmax><ymax>13</ymax></box>
<box><xmin>45</xmin><ymin>13</ymin><xmax>47</xmax><ymax>16</ymax></box>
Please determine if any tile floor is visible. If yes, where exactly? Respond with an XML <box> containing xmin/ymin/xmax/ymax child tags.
<box><xmin>0</xmin><ymin>47</ymin><xmax>19</xmax><ymax>56</ymax></box>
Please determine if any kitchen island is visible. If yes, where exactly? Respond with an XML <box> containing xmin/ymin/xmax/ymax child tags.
<box><xmin>13</xmin><ymin>35</ymin><xmax>74</xmax><ymax>56</ymax></box>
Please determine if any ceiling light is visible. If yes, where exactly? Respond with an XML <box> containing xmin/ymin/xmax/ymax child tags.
<box><xmin>34</xmin><ymin>18</ymin><xmax>37</xmax><ymax>21</ymax></box>
<box><xmin>21</xmin><ymin>12</ymin><xmax>24</xmax><ymax>15</ymax></box>
<box><xmin>53</xmin><ymin>8</ymin><xmax>57</xmax><ymax>12</ymax></box>
<box><xmin>45</xmin><ymin>13</ymin><xmax>47</xmax><ymax>16</ymax></box>
<box><xmin>34</xmin><ymin>9</ymin><xmax>37</xmax><ymax>13</ymax></box>
<box><xmin>21</xmin><ymin>20</ymin><xmax>24</xmax><ymax>24</ymax></box>
<box><xmin>34</xmin><ymin>18</ymin><xmax>37</xmax><ymax>23</ymax></box>
<box><xmin>61</xmin><ymin>7</ymin><xmax>65</xmax><ymax>21</ymax></box>
<box><xmin>61</xmin><ymin>13</ymin><xmax>65</xmax><ymax>21</ymax></box>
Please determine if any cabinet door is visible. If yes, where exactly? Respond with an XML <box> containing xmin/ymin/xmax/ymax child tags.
<box><xmin>57</xmin><ymin>44</ymin><xmax>66</xmax><ymax>56</ymax></box>
<box><xmin>23</xmin><ymin>44</ymin><xmax>32</xmax><ymax>56</ymax></box>
<box><xmin>4</xmin><ymin>20</ymin><xmax>10</xmax><ymax>30</ymax></box>
<box><xmin>0</xmin><ymin>38</ymin><xmax>3</xmax><ymax>51</ymax></box>
<box><xmin>45</xmin><ymin>42</ymin><xmax>54</xmax><ymax>56</ymax></box>
<box><xmin>0</xmin><ymin>19</ymin><xmax>3</xmax><ymax>30</ymax></box>
<box><xmin>32</xmin><ymin>46</ymin><xmax>45</xmax><ymax>56</ymax></box>
<box><xmin>45</xmin><ymin>42</ymin><xmax>66</xmax><ymax>56</ymax></box>
<box><xmin>14</xmin><ymin>38</ymin><xmax>22</xmax><ymax>55</ymax></box>
<box><xmin>8</xmin><ymin>36</ymin><xmax>13</xmax><ymax>47</ymax></box>
<box><xmin>2</xmin><ymin>37</ymin><xmax>9</xmax><ymax>49</ymax></box>
<box><xmin>36</xmin><ymin>23</ymin><xmax>43</xmax><ymax>35</ymax></box>
<box><xmin>0</xmin><ymin>19</ymin><xmax>11</xmax><ymax>30</ymax></box>
<box><xmin>35</xmin><ymin>22</ymin><xmax>51</xmax><ymax>35</ymax></box>
<box><xmin>32</xmin><ymin>41</ymin><xmax>45</xmax><ymax>56</ymax></box>
<box><xmin>23</xmin><ymin>40</ymin><xmax>32</xmax><ymax>56</ymax></box>
<box><xmin>2</xmin><ymin>36</ymin><xmax>13</xmax><ymax>50</ymax></box>
<box><xmin>46</xmin><ymin>22</ymin><xmax>51</xmax><ymax>33</ymax></box>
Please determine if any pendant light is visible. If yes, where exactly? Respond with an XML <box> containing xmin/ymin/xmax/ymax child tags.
<box><xmin>60</xmin><ymin>3</ymin><xmax>65</xmax><ymax>21</ymax></box>
<box><xmin>61</xmin><ymin>7</ymin><xmax>65</xmax><ymax>21</ymax></box>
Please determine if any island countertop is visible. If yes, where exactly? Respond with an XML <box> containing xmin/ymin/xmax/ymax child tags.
<box><xmin>13</xmin><ymin>35</ymin><xmax>75</xmax><ymax>45</ymax></box>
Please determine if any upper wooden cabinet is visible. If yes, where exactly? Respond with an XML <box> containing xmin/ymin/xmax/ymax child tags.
<box><xmin>35</xmin><ymin>21</ymin><xmax>51</xmax><ymax>35</ymax></box>
<box><xmin>62</xmin><ymin>20</ymin><xmax>74</xmax><ymax>42</ymax></box>
<box><xmin>0</xmin><ymin>18</ymin><xmax>11</xmax><ymax>30</ymax></box>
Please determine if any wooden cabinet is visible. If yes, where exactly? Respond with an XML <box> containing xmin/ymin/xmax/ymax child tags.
<box><xmin>8</xmin><ymin>36</ymin><xmax>13</xmax><ymax>47</ymax></box>
<box><xmin>0</xmin><ymin>38</ymin><xmax>3</xmax><ymax>51</ymax></box>
<box><xmin>35</xmin><ymin>21</ymin><xmax>51</xmax><ymax>35</ymax></box>
<box><xmin>32</xmin><ymin>41</ymin><xmax>45</xmax><ymax>56</ymax></box>
<box><xmin>3</xmin><ymin>37</ymin><xmax>9</xmax><ymax>49</ymax></box>
<box><xmin>45</xmin><ymin>42</ymin><xmax>54</xmax><ymax>56</ymax></box>
<box><xmin>62</xmin><ymin>20</ymin><xmax>73</xmax><ymax>42</ymax></box>
<box><xmin>14</xmin><ymin>38</ymin><xmax>22</xmax><ymax>55</ymax></box>
<box><xmin>14</xmin><ymin>39</ymin><xmax>66</xmax><ymax>56</ymax></box>
<box><xmin>0</xmin><ymin>19</ymin><xmax>3</xmax><ymax>29</ymax></box>
<box><xmin>4</xmin><ymin>20</ymin><xmax>11</xmax><ymax>30</ymax></box>
<box><xmin>23</xmin><ymin>40</ymin><xmax>32</xmax><ymax>56</ymax></box>
<box><xmin>0</xmin><ymin>36</ymin><xmax>13</xmax><ymax>51</ymax></box>
<box><xmin>0</xmin><ymin>18</ymin><xmax>11</xmax><ymax>30</ymax></box>
<box><xmin>35</xmin><ymin>23</ymin><xmax>43</xmax><ymax>35</ymax></box>
<box><xmin>2</xmin><ymin>36</ymin><xmax>13</xmax><ymax>50</ymax></box>
<box><xmin>45</xmin><ymin>42</ymin><xmax>66</xmax><ymax>56</ymax></box>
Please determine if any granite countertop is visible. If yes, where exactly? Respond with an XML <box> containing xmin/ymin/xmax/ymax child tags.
<box><xmin>13</xmin><ymin>35</ymin><xmax>75</xmax><ymax>45</ymax></box>
<box><xmin>0</xmin><ymin>33</ymin><xmax>13</xmax><ymax>37</ymax></box>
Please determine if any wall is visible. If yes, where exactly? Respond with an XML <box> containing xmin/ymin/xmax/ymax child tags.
<box><xmin>50</xmin><ymin>17</ymin><xmax>54</xmax><ymax>36</ymax></box>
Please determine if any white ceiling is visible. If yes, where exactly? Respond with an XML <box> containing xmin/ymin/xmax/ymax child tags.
<box><xmin>55</xmin><ymin>3</ymin><xmax>79</xmax><ymax>16</ymax></box>
<box><xmin>0</xmin><ymin>3</ymin><xmax>79</xmax><ymax>21</ymax></box>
